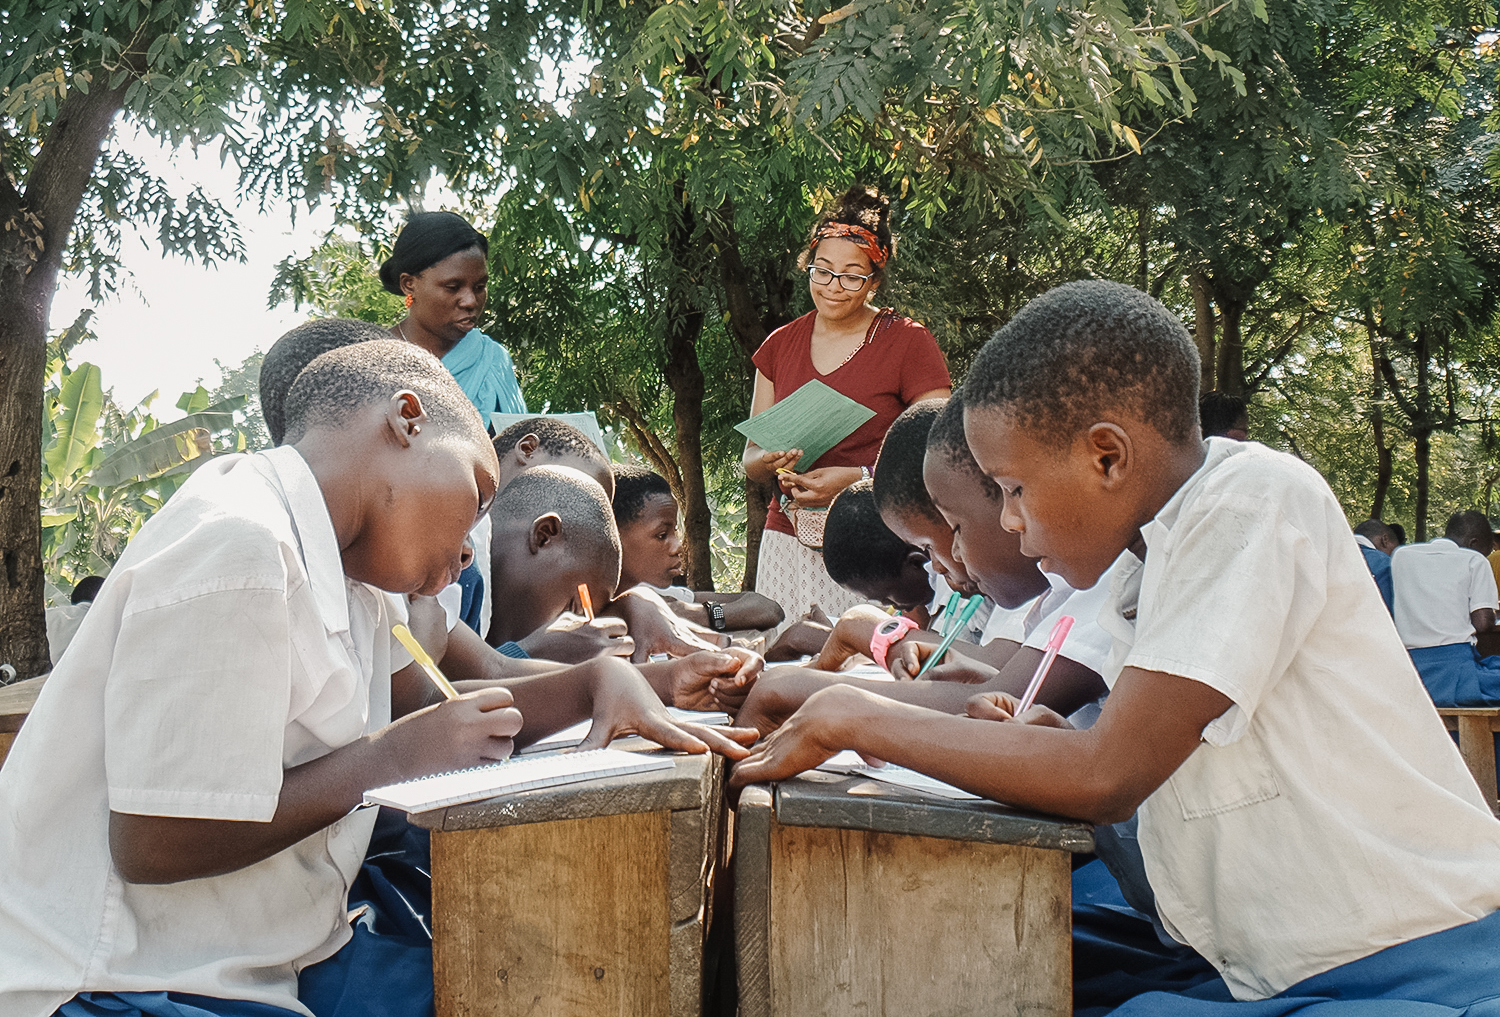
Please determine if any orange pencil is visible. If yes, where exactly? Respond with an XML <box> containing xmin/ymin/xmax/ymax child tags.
<box><xmin>578</xmin><ymin>583</ymin><xmax>595</xmax><ymax>621</ymax></box>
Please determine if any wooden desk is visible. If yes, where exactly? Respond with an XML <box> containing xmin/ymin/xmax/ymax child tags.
<box><xmin>0</xmin><ymin>676</ymin><xmax>46</xmax><ymax>769</ymax></box>
<box><xmin>409</xmin><ymin>748</ymin><xmax>725</xmax><ymax>1017</ymax></box>
<box><xmin>1438</xmin><ymin>707</ymin><xmax>1500</xmax><ymax>813</ymax></box>
<box><xmin>735</xmin><ymin>771</ymin><xmax>1094</xmax><ymax>1017</ymax></box>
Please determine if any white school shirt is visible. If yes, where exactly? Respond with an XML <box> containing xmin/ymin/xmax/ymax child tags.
<box><xmin>1390</xmin><ymin>537</ymin><xmax>1499</xmax><ymax>649</ymax></box>
<box><xmin>1019</xmin><ymin>564</ymin><xmax>1124</xmax><ymax>675</ymax></box>
<box><xmin>1095</xmin><ymin>438</ymin><xmax>1500</xmax><ymax>1000</ymax></box>
<box><xmin>978</xmin><ymin>595</ymin><xmax>1033</xmax><ymax>645</ymax></box>
<box><xmin>0</xmin><ymin>447</ymin><xmax>393</xmax><ymax>1017</ymax></box>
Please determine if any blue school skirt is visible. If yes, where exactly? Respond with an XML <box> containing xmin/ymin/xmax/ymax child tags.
<box><xmin>56</xmin><ymin>994</ymin><xmax>300</xmax><ymax>1017</ymax></box>
<box><xmin>1409</xmin><ymin>641</ymin><xmax>1500</xmax><ymax>707</ymax></box>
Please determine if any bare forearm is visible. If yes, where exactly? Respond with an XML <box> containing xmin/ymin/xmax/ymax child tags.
<box><xmin>110</xmin><ymin>734</ymin><xmax>403</xmax><ymax>884</ymax></box>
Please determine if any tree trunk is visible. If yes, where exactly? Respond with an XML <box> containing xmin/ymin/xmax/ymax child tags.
<box><xmin>0</xmin><ymin>78</ymin><xmax>130</xmax><ymax>677</ymax></box>
<box><xmin>663</xmin><ymin>190</ymin><xmax>714</xmax><ymax>591</ymax></box>
<box><xmin>1214</xmin><ymin>296</ymin><xmax>1248</xmax><ymax>399</ymax></box>
<box><xmin>1189</xmin><ymin>271</ymin><xmax>1216</xmax><ymax>394</ymax></box>
<box><xmin>742</xmin><ymin>479</ymin><xmax>770</xmax><ymax>592</ymax></box>
<box><xmin>1414</xmin><ymin>328</ymin><xmax>1431</xmax><ymax>542</ymax></box>
<box><xmin>1366</xmin><ymin>318</ymin><xmax>1392</xmax><ymax>521</ymax></box>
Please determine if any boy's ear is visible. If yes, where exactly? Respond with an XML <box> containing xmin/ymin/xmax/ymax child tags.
<box><xmin>384</xmin><ymin>391</ymin><xmax>428</xmax><ymax>448</ymax></box>
<box><xmin>903</xmin><ymin>549</ymin><xmax>930</xmax><ymax>573</ymax></box>
<box><xmin>1085</xmin><ymin>423</ymin><xmax>1131</xmax><ymax>487</ymax></box>
<box><xmin>515</xmin><ymin>433</ymin><xmax>541</xmax><ymax>464</ymax></box>
<box><xmin>528</xmin><ymin>512</ymin><xmax>564</xmax><ymax>553</ymax></box>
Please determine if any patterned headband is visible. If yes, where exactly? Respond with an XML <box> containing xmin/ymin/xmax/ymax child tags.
<box><xmin>809</xmin><ymin>222</ymin><xmax>889</xmax><ymax>267</ymax></box>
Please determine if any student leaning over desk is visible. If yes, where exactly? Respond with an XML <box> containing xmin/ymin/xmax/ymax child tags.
<box><xmin>733</xmin><ymin>280</ymin><xmax>1500</xmax><ymax>1015</ymax></box>
<box><xmin>0</xmin><ymin>340</ymin><xmax>752</xmax><ymax>1017</ymax></box>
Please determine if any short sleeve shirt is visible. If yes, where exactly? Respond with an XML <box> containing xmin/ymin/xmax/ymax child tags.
<box><xmin>1390</xmin><ymin>538</ymin><xmax>1500</xmax><ymax>648</ymax></box>
<box><xmin>752</xmin><ymin>310</ymin><xmax>951</xmax><ymax>534</ymax></box>
<box><xmin>1095</xmin><ymin>439</ymin><xmax>1500</xmax><ymax>1000</ymax></box>
<box><xmin>0</xmin><ymin>448</ymin><xmax>393</xmax><ymax>1017</ymax></box>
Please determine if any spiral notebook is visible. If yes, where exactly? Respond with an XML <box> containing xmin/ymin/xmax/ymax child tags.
<box><xmin>364</xmin><ymin>747</ymin><xmax>675</xmax><ymax>813</ymax></box>
<box><xmin>517</xmin><ymin>707</ymin><xmax>731</xmax><ymax>755</ymax></box>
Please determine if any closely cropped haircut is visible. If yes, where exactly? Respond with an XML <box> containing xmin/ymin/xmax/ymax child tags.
<box><xmin>1445</xmin><ymin>510</ymin><xmax>1492</xmax><ymax>547</ymax></box>
<box><xmin>796</xmin><ymin>184</ymin><xmax>895</xmax><ymax>281</ymax></box>
<box><xmin>874</xmin><ymin>399</ymin><xmax>947</xmax><ymax>525</ymax></box>
<box><xmin>824</xmin><ymin>480</ymin><xmax>921</xmax><ymax>591</ymax></box>
<box><xmin>1390</xmin><ymin>522</ymin><xmax>1407</xmax><ymax>546</ymax></box>
<box><xmin>260</xmin><ymin>318</ymin><xmax>390</xmax><ymax>444</ymax></box>
<box><xmin>1353</xmin><ymin>519</ymin><xmax>1397</xmax><ymax>544</ymax></box>
<box><xmin>378</xmin><ymin>211</ymin><xmax>489</xmax><ymax>294</ymax></box>
<box><xmin>71</xmin><ymin>576</ymin><xmax>105</xmax><ymax>604</ymax></box>
<box><xmin>492</xmin><ymin>465</ymin><xmax>622</xmax><ymax>579</ymax></box>
<box><xmin>963</xmin><ymin>280</ymin><xmax>1202</xmax><ymax>448</ymax></box>
<box><xmin>1200</xmin><ymin>391</ymin><xmax>1248</xmax><ymax>438</ymax></box>
<box><xmin>927</xmin><ymin>392</ymin><xmax>1001</xmax><ymax>500</ymax></box>
<box><xmin>493</xmin><ymin>416</ymin><xmax>609</xmax><ymax>469</ymax></box>
<box><xmin>281</xmin><ymin>339</ymin><xmax>487</xmax><ymax>448</ymax></box>
<box><xmin>611</xmin><ymin>463</ymin><xmax>675</xmax><ymax>527</ymax></box>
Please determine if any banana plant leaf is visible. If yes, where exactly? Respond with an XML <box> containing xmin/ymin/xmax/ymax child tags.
<box><xmin>87</xmin><ymin>395</ymin><xmax>249</xmax><ymax>488</ymax></box>
<box><xmin>44</xmin><ymin>363</ymin><xmax>105</xmax><ymax>487</ymax></box>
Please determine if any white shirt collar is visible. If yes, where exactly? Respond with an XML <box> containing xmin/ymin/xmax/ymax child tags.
<box><xmin>261</xmin><ymin>446</ymin><xmax>349</xmax><ymax>636</ymax></box>
<box><xmin>1353</xmin><ymin>534</ymin><xmax>1375</xmax><ymax>550</ymax></box>
<box><xmin>1139</xmin><ymin>437</ymin><xmax>1237</xmax><ymax>552</ymax></box>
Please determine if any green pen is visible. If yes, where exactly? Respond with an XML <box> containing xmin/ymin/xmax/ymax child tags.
<box><xmin>916</xmin><ymin>594</ymin><xmax>983</xmax><ymax>678</ymax></box>
<box><xmin>939</xmin><ymin>591</ymin><xmax>962</xmax><ymax>637</ymax></box>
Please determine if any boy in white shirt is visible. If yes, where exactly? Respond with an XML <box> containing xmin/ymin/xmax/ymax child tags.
<box><xmin>1391</xmin><ymin>510</ymin><xmax>1500</xmax><ymax>705</ymax></box>
<box><xmin>0</xmin><ymin>340</ymin><xmax>750</xmax><ymax>1017</ymax></box>
<box><xmin>733</xmin><ymin>281</ymin><xmax>1500</xmax><ymax>1014</ymax></box>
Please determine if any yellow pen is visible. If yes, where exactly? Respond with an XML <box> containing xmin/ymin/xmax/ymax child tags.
<box><xmin>392</xmin><ymin>623</ymin><xmax>460</xmax><ymax>701</ymax></box>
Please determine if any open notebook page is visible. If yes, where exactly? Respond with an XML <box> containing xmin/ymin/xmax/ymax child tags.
<box><xmin>364</xmin><ymin>747</ymin><xmax>675</xmax><ymax>813</ymax></box>
<box><xmin>518</xmin><ymin>707</ymin><xmax>730</xmax><ymax>755</ymax></box>
<box><xmin>816</xmin><ymin>749</ymin><xmax>981</xmax><ymax>801</ymax></box>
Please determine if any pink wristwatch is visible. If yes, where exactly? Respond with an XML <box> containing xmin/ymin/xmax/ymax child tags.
<box><xmin>869</xmin><ymin>616</ymin><xmax>919</xmax><ymax>671</ymax></box>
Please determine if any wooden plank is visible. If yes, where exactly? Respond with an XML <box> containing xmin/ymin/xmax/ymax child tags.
<box><xmin>0</xmin><ymin>731</ymin><xmax>14</xmax><ymax>770</ymax></box>
<box><xmin>1437</xmin><ymin>707</ymin><xmax>1500</xmax><ymax>720</ymax></box>
<box><xmin>412</xmin><ymin>749</ymin><xmax>715</xmax><ymax>832</ymax></box>
<box><xmin>769</xmin><ymin>820</ymin><xmax>1072</xmax><ymax>1017</ymax></box>
<box><xmin>0</xmin><ymin>675</ymin><xmax>45</xmax><ymax>734</ymax></box>
<box><xmin>431</xmin><ymin>810</ymin><xmax>671</xmax><ymax>1017</ymax></box>
<box><xmin>775</xmin><ymin>773</ymin><xmax>1095</xmax><ymax>853</ymax></box>
<box><xmin>1455</xmin><ymin>713</ymin><xmax>1499</xmax><ymax>814</ymax></box>
<box><xmin>734</xmin><ymin>785</ymin><xmax>773</xmax><ymax>1017</ymax></box>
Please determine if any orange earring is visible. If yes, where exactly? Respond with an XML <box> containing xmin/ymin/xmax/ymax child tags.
<box><xmin>404</xmin><ymin>293</ymin><xmax>414</xmax><ymax>308</ymax></box>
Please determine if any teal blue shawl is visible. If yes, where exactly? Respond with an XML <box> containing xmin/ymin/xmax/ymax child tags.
<box><xmin>442</xmin><ymin>329</ymin><xmax>527</xmax><ymax>420</ymax></box>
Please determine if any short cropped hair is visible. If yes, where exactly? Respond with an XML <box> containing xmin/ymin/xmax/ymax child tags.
<box><xmin>282</xmin><ymin>339</ymin><xmax>487</xmax><ymax>447</ymax></box>
<box><xmin>492</xmin><ymin>465</ymin><xmax>621</xmax><ymax>580</ymax></box>
<box><xmin>1200</xmin><ymin>392</ymin><xmax>1248</xmax><ymax>438</ymax></box>
<box><xmin>874</xmin><ymin>399</ymin><xmax>946</xmax><ymax>525</ymax></box>
<box><xmin>1353</xmin><ymin>519</ymin><xmax>1397</xmax><ymax>544</ymax></box>
<box><xmin>260</xmin><ymin>318</ymin><xmax>390</xmax><ymax>444</ymax></box>
<box><xmin>612</xmin><ymin>463</ymin><xmax>675</xmax><ymax>527</ymax></box>
<box><xmin>1445</xmin><ymin>510</ymin><xmax>1492</xmax><ymax>547</ymax></box>
<box><xmin>378</xmin><ymin>211</ymin><xmax>488</xmax><ymax>295</ymax></box>
<box><xmin>493</xmin><ymin>417</ymin><xmax>609</xmax><ymax>469</ymax></box>
<box><xmin>927</xmin><ymin>391</ymin><xmax>1000</xmax><ymax>500</ymax></box>
<box><xmin>963</xmin><ymin>280</ymin><xmax>1201</xmax><ymax>447</ymax></box>
<box><xmin>824</xmin><ymin>480</ymin><xmax>920</xmax><ymax>590</ymax></box>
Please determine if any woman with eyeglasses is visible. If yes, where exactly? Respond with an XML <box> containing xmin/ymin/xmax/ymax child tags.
<box><xmin>743</xmin><ymin>185</ymin><xmax>952</xmax><ymax>629</ymax></box>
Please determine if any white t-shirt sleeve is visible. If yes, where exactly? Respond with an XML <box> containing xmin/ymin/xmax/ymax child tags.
<box><xmin>1469</xmin><ymin>554</ymin><xmax>1499</xmax><ymax>613</ymax></box>
<box><xmin>105</xmin><ymin>582</ymin><xmax>293</xmax><ymax>822</ymax></box>
<box><xmin>1127</xmin><ymin>493</ymin><xmax>1328</xmax><ymax>746</ymax></box>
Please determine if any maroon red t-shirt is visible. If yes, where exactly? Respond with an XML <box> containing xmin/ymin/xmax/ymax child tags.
<box><xmin>751</xmin><ymin>309</ymin><xmax>952</xmax><ymax>535</ymax></box>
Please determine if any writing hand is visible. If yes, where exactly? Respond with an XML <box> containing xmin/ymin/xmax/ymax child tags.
<box><xmin>377</xmin><ymin>687</ymin><xmax>524</xmax><ymax>778</ymax></box>
<box><xmin>965</xmin><ymin>691</ymin><xmax>1074</xmax><ymax>728</ymax></box>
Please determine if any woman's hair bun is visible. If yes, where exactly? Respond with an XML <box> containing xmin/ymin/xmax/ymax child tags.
<box><xmin>378</xmin><ymin>211</ymin><xmax>488</xmax><ymax>295</ymax></box>
<box><xmin>799</xmin><ymin>184</ymin><xmax>896</xmax><ymax>274</ymax></box>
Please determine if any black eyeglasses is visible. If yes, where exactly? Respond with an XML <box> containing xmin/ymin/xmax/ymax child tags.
<box><xmin>808</xmin><ymin>266</ymin><xmax>875</xmax><ymax>292</ymax></box>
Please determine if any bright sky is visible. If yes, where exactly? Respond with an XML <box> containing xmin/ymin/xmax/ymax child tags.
<box><xmin>52</xmin><ymin>123</ymin><xmax>337</xmax><ymax>410</ymax></box>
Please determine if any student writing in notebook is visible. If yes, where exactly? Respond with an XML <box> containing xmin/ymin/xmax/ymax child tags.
<box><xmin>734</xmin><ymin>281</ymin><xmax>1500</xmax><ymax>1016</ymax></box>
<box><xmin>0</xmin><ymin>341</ymin><xmax>753</xmax><ymax>1017</ymax></box>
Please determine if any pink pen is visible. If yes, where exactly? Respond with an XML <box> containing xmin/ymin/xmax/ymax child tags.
<box><xmin>1016</xmin><ymin>615</ymin><xmax>1074</xmax><ymax>715</ymax></box>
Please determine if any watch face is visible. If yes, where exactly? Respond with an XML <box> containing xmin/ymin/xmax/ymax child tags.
<box><xmin>876</xmin><ymin>618</ymin><xmax>904</xmax><ymax>637</ymax></box>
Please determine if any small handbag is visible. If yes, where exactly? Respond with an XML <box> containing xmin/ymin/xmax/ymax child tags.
<box><xmin>784</xmin><ymin>501</ymin><xmax>828</xmax><ymax>550</ymax></box>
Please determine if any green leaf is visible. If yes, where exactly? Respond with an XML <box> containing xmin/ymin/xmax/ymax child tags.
<box><xmin>88</xmin><ymin>396</ymin><xmax>248</xmax><ymax>488</ymax></box>
<box><xmin>44</xmin><ymin>362</ymin><xmax>105</xmax><ymax>486</ymax></box>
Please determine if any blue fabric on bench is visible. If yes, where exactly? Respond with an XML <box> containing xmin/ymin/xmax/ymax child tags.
<box><xmin>56</xmin><ymin>993</ymin><xmax>300</xmax><ymax>1017</ymax></box>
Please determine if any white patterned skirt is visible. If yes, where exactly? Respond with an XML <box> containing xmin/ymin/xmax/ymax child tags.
<box><xmin>755</xmin><ymin>528</ymin><xmax>869</xmax><ymax>636</ymax></box>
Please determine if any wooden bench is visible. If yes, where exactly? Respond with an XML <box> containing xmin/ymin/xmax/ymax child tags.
<box><xmin>408</xmin><ymin>746</ymin><xmax>725</xmax><ymax>1017</ymax></box>
<box><xmin>1437</xmin><ymin>707</ymin><xmax>1500</xmax><ymax>813</ymax></box>
<box><xmin>735</xmin><ymin>770</ymin><xmax>1094</xmax><ymax>1017</ymax></box>
<box><xmin>0</xmin><ymin>676</ymin><xmax>46</xmax><ymax>769</ymax></box>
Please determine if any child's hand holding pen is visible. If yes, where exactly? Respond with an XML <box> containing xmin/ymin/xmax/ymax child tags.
<box><xmin>965</xmin><ymin>692</ymin><xmax>1073</xmax><ymax>729</ymax></box>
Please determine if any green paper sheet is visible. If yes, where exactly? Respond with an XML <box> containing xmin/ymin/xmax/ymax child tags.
<box><xmin>734</xmin><ymin>380</ymin><xmax>876</xmax><ymax>472</ymax></box>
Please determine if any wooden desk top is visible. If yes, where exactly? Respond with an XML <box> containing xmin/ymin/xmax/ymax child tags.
<box><xmin>0</xmin><ymin>676</ymin><xmax>46</xmax><ymax>734</ymax></box>
<box><xmin>409</xmin><ymin>747</ymin><xmax>721</xmax><ymax>833</ymax></box>
<box><xmin>766</xmin><ymin>770</ymin><xmax>1095</xmax><ymax>853</ymax></box>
